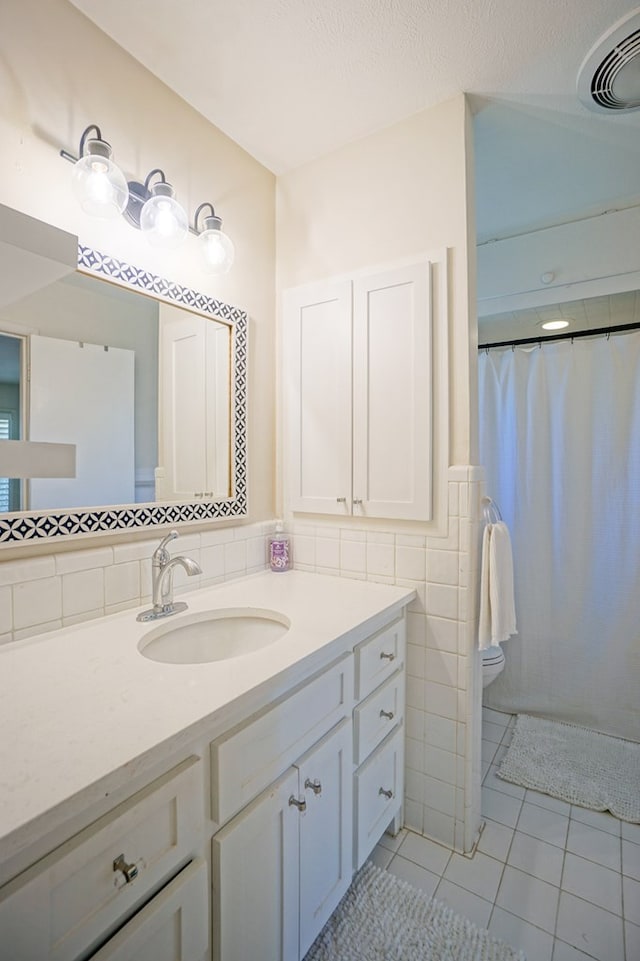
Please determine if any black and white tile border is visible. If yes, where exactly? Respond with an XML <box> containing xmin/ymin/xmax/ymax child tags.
<box><xmin>0</xmin><ymin>246</ymin><xmax>248</xmax><ymax>544</ymax></box>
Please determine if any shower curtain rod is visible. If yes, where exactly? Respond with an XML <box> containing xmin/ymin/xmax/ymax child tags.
<box><xmin>478</xmin><ymin>320</ymin><xmax>640</xmax><ymax>351</ymax></box>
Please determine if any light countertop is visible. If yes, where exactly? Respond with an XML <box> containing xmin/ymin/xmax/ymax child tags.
<box><xmin>0</xmin><ymin>570</ymin><xmax>413</xmax><ymax>873</ymax></box>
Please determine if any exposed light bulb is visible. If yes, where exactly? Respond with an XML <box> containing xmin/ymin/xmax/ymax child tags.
<box><xmin>194</xmin><ymin>205</ymin><xmax>235</xmax><ymax>275</ymax></box>
<box><xmin>139</xmin><ymin>180</ymin><xmax>188</xmax><ymax>249</ymax></box>
<box><xmin>72</xmin><ymin>137</ymin><xmax>128</xmax><ymax>218</ymax></box>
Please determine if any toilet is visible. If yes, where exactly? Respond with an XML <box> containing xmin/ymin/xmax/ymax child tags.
<box><xmin>482</xmin><ymin>645</ymin><xmax>505</xmax><ymax>688</ymax></box>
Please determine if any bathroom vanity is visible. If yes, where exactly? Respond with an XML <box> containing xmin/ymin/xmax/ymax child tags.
<box><xmin>0</xmin><ymin>570</ymin><xmax>413</xmax><ymax>961</ymax></box>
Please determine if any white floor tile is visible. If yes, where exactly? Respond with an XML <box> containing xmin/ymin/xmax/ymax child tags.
<box><xmin>482</xmin><ymin>738</ymin><xmax>500</xmax><ymax>765</ymax></box>
<box><xmin>495</xmin><ymin>865</ymin><xmax>560</xmax><ymax>934</ymax></box>
<box><xmin>482</xmin><ymin>787</ymin><xmax>523</xmax><ymax>828</ymax></box>
<box><xmin>483</xmin><ymin>721</ymin><xmax>507</xmax><ymax>744</ymax></box>
<box><xmin>397</xmin><ymin>831</ymin><xmax>451</xmax><ymax>876</ymax></box>
<box><xmin>517</xmin><ymin>801</ymin><xmax>569</xmax><ymax>848</ymax></box>
<box><xmin>625</xmin><ymin>920</ymin><xmax>640</xmax><ymax>960</ymax></box>
<box><xmin>386</xmin><ymin>854</ymin><xmax>440</xmax><ymax>899</ymax></box>
<box><xmin>489</xmin><ymin>906</ymin><xmax>554</xmax><ymax>961</ymax></box>
<box><xmin>482</xmin><ymin>707</ymin><xmax>512</xmax><ymax>728</ymax></box>
<box><xmin>567</xmin><ymin>819</ymin><xmax>621</xmax><ymax>871</ymax></box>
<box><xmin>623</xmin><ymin>874</ymin><xmax>640</xmax><ymax>922</ymax></box>
<box><xmin>368</xmin><ymin>844</ymin><xmax>394</xmax><ymax>870</ymax></box>
<box><xmin>561</xmin><ymin>853</ymin><xmax>622</xmax><ymax>916</ymax></box>
<box><xmin>556</xmin><ymin>892</ymin><xmax>625</xmax><ymax>961</ymax></box>
<box><xmin>376</xmin><ymin>827</ymin><xmax>407</xmax><ymax>853</ymax></box>
<box><xmin>508</xmin><ymin>831</ymin><xmax>565</xmax><ymax>886</ymax></box>
<box><xmin>552</xmin><ymin>938</ymin><xmax>604</xmax><ymax>960</ymax></box>
<box><xmin>434</xmin><ymin>878</ymin><xmax>493</xmax><ymax>929</ymax></box>
<box><xmin>570</xmin><ymin>806</ymin><xmax>621</xmax><ymax>837</ymax></box>
<box><xmin>525</xmin><ymin>789</ymin><xmax>572</xmax><ymax>817</ymax></box>
<box><xmin>483</xmin><ymin>764</ymin><xmax>527</xmax><ymax>800</ymax></box>
<box><xmin>478</xmin><ymin>818</ymin><xmax>515</xmax><ymax>862</ymax></box>
<box><xmin>621</xmin><ymin>821</ymin><xmax>640</xmax><ymax>845</ymax></box>
<box><xmin>442</xmin><ymin>850</ymin><xmax>504</xmax><ymax>902</ymax></box>
<box><xmin>622</xmin><ymin>838</ymin><xmax>640</xmax><ymax>881</ymax></box>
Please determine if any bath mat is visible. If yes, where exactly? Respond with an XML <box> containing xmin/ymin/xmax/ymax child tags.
<box><xmin>498</xmin><ymin>713</ymin><xmax>640</xmax><ymax>822</ymax></box>
<box><xmin>304</xmin><ymin>861</ymin><xmax>525</xmax><ymax>961</ymax></box>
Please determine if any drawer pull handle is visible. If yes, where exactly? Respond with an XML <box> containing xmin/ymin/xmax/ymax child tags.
<box><xmin>113</xmin><ymin>854</ymin><xmax>139</xmax><ymax>884</ymax></box>
<box><xmin>304</xmin><ymin>777</ymin><xmax>322</xmax><ymax>796</ymax></box>
<box><xmin>353</xmin><ymin>498</ymin><xmax>363</xmax><ymax>506</ymax></box>
<box><xmin>379</xmin><ymin>787</ymin><xmax>394</xmax><ymax>800</ymax></box>
<box><xmin>289</xmin><ymin>795</ymin><xmax>307</xmax><ymax>812</ymax></box>
<box><xmin>336</xmin><ymin>497</ymin><xmax>347</xmax><ymax>504</ymax></box>
<box><xmin>380</xmin><ymin>651</ymin><xmax>395</xmax><ymax>661</ymax></box>
<box><xmin>379</xmin><ymin>709</ymin><xmax>395</xmax><ymax>720</ymax></box>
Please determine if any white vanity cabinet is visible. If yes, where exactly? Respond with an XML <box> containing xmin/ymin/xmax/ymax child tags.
<box><xmin>0</xmin><ymin>756</ymin><xmax>207</xmax><ymax>961</ymax></box>
<box><xmin>213</xmin><ymin>720</ymin><xmax>352</xmax><ymax>961</ymax></box>
<box><xmin>283</xmin><ymin>260</ymin><xmax>433</xmax><ymax>521</ymax></box>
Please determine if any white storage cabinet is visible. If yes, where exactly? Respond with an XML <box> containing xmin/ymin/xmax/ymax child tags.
<box><xmin>283</xmin><ymin>261</ymin><xmax>433</xmax><ymax>521</ymax></box>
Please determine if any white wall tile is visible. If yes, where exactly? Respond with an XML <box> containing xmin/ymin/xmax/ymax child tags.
<box><xmin>425</xmin><ymin>583</ymin><xmax>458</xmax><ymax>620</ymax></box>
<box><xmin>201</xmin><ymin>544</ymin><xmax>225</xmax><ymax>580</ymax></box>
<box><xmin>425</xmin><ymin>680</ymin><xmax>458</xmax><ymax>719</ymax></box>
<box><xmin>340</xmin><ymin>539</ymin><xmax>366</xmax><ymax>573</ymax></box>
<box><xmin>62</xmin><ymin>569</ymin><xmax>104</xmax><ymax>617</ymax></box>
<box><xmin>425</xmin><ymin>714</ymin><xmax>457</xmax><ymax>753</ymax></box>
<box><xmin>0</xmin><ymin>585</ymin><xmax>11</xmax><ymax>634</ymax></box>
<box><xmin>424</xmin><ymin>775</ymin><xmax>456</xmax><ymax>815</ymax></box>
<box><xmin>0</xmin><ymin>556</ymin><xmax>55</xmax><ymax>587</ymax></box>
<box><xmin>55</xmin><ymin>547</ymin><xmax>114</xmax><ymax>574</ymax></box>
<box><xmin>396</xmin><ymin>545</ymin><xmax>425</xmax><ymax>581</ymax></box>
<box><xmin>427</xmin><ymin>549</ymin><xmax>459</xmax><ymax>585</ymax></box>
<box><xmin>424</xmin><ymin>744</ymin><xmax>457</xmax><ymax>785</ymax></box>
<box><xmin>423</xmin><ymin>806</ymin><xmax>455</xmax><ymax>848</ymax></box>
<box><xmin>426</xmin><ymin>615</ymin><xmax>458</xmax><ymax>653</ymax></box>
<box><xmin>224</xmin><ymin>540</ymin><xmax>246</xmax><ymax>575</ymax></box>
<box><xmin>14</xmin><ymin>619</ymin><xmax>62</xmax><ymax>641</ymax></box>
<box><xmin>406</xmin><ymin>643</ymin><xmax>425</xmax><ymax>679</ymax></box>
<box><xmin>366</xmin><ymin>542</ymin><xmax>395</xmax><ymax>576</ymax></box>
<box><xmin>406</xmin><ymin>676</ymin><xmax>425</xmax><ymax>711</ymax></box>
<box><xmin>13</xmin><ymin>576</ymin><xmax>62</xmax><ymax>629</ymax></box>
<box><xmin>404</xmin><ymin>798</ymin><xmax>424</xmax><ymax>834</ymax></box>
<box><xmin>316</xmin><ymin>537</ymin><xmax>340</xmax><ymax>570</ymax></box>
<box><xmin>105</xmin><ymin>561</ymin><xmax>140</xmax><ymax>607</ymax></box>
<box><xmin>426</xmin><ymin>649</ymin><xmax>458</xmax><ymax>687</ymax></box>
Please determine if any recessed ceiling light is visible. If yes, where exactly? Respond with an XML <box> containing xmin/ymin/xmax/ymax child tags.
<box><xmin>541</xmin><ymin>320</ymin><xmax>570</xmax><ymax>331</ymax></box>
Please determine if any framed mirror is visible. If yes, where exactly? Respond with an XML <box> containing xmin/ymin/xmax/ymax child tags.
<box><xmin>0</xmin><ymin>244</ymin><xmax>247</xmax><ymax>545</ymax></box>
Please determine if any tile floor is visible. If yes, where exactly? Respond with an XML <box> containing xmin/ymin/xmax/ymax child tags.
<box><xmin>371</xmin><ymin>708</ymin><xmax>640</xmax><ymax>961</ymax></box>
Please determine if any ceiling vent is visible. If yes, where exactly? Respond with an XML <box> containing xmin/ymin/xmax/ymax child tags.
<box><xmin>578</xmin><ymin>8</ymin><xmax>640</xmax><ymax>112</ymax></box>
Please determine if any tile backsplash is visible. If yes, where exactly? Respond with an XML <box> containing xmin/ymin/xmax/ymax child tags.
<box><xmin>0</xmin><ymin>522</ymin><xmax>273</xmax><ymax>644</ymax></box>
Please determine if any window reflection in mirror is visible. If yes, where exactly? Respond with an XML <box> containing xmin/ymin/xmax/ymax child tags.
<box><xmin>0</xmin><ymin>271</ymin><xmax>231</xmax><ymax>513</ymax></box>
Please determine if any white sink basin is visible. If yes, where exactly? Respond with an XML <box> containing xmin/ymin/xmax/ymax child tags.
<box><xmin>138</xmin><ymin>608</ymin><xmax>291</xmax><ymax>664</ymax></box>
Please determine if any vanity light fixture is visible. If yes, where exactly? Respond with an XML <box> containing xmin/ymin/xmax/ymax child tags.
<box><xmin>193</xmin><ymin>202</ymin><xmax>235</xmax><ymax>275</ymax></box>
<box><xmin>61</xmin><ymin>125</ymin><xmax>129</xmax><ymax>219</ymax></box>
<box><xmin>61</xmin><ymin>125</ymin><xmax>234</xmax><ymax>266</ymax></box>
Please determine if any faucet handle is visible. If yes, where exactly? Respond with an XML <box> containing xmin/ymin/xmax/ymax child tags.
<box><xmin>153</xmin><ymin>529</ymin><xmax>179</xmax><ymax>563</ymax></box>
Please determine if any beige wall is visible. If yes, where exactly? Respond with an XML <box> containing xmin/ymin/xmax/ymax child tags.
<box><xmin>0</xmin><ymin>0</ymin><xmax>276</xmax><ymax>524</ymax></box>
<box><xmin>276</xmin><ymin>94</ymin><xmax>476</xmax><ymax>475</ymax></box>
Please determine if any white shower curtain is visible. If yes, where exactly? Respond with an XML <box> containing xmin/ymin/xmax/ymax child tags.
<box><xmin>478</xmin><ymin>330</ymin><xmax>640</xmax><ymax>742</ymax></box>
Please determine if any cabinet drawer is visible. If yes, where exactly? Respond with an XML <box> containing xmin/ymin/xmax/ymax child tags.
<box><xmin>89</xmin><ymin>858</ymin><xmax>208</xmax><ymax>961</ymax></box>
<box><xmin>353</xmin><ymin>669</ymin><xmax>404</xmax><ymax>764</ymax></box>
<box><xmin>0</xmin><ymin>756</ymin><xmax>203</xmax><ymax>961</ymax></box>
<box><xmin>354</xmin><ymin>726</ymin><xmax>404</xmax><ymax>870</ymax></box>
<box><xmin>211</xmin><ymin>655</ymin><xmax>353</xmax><ymax>826</ymax></box>
<box><xmin>354</xmin><ymin>617</ymin><xmax>405</xmax><ymax>700</ymax></box>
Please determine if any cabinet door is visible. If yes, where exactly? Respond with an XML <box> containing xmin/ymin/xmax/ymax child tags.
<box><xmin>213</xmin><ymin>767</ymin><xmax>299</xmax><ymax>961</ymax></box>
<box><xmin>296</xmin><ymin>720</ymin><xmax>353</xmax><ymax>958</ymax></box>
<box><xmin>88</xmin><ymin>859</ymin><xmax>208</xmax><ymax>961</ymax></box>
<box><xmin>352</xmin><ymin>262</ymin><xmax>432</xmax><ymax>520</ymax></box>
<box><xmin>283</xmin><ymin>280</ymin><xmax>353</xmax><ymax>514</ymax></box>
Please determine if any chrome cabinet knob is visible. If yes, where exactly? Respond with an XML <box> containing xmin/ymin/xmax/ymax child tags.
<box><xmin>380</xmin><ymin>651</ymin><xmax>395</xmax><ymax>661</ymax></box>
<box><xmin>304</xmin><ymin>777</ymin><xmax>322</xmax><ymax>796</ymax></box>
<box><xmin>379</xmin><ymin>709</ymin><xmax>394</xmax><ymax>720</ymax></box>
<box><xmin>113</xmin><ymin>853</ymin><xmax>139</xmax><ymax>884</ymax></box>
<box><xmin>289</xmin><ymin>795</ymin><xmax>307</xmax><ymax>812</ymax></box>
<box><xmin>379</xmin><ymin>787</ymin><xmax>394</xmax><ymax>800</ymax></box>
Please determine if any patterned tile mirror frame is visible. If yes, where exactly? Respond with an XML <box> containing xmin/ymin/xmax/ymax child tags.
<box><xmin>0</xmin><ymin>246</ymin><xmax>248</xmax><ymax>545</ymax></box>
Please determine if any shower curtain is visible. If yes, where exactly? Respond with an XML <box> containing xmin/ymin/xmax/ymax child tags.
<box><xmin>478</xmin><ymin>329</ymin><xmax>640</xmax><ymax>742</ymax></box>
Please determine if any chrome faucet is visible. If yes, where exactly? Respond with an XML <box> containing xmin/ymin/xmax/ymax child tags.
<box><xmin>137</xmin><ymin>530</ymin><xmax>202</xmax><ymax>622</ymax></box>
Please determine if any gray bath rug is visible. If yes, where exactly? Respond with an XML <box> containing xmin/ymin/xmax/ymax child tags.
<box><xmin>498</xmin><ymin>713</ymin><xmax>640</xmax><ymax>822</ymax></box>
<box><xmin>304</xmin><ymin>861</ymin><xmax>525</xmax><ymax>961</ymax></box>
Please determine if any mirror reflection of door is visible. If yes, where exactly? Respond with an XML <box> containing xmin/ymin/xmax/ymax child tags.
<box><xmin>0</xmin><ymin>332</ymin><xmax>24</xmax><ymax>511</ymax></box>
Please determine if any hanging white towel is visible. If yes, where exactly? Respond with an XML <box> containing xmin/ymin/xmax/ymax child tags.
<box><xmin>478</xmin><ymin>521</ymin><xmax>517</xmax><ymax>650</ymax></box>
